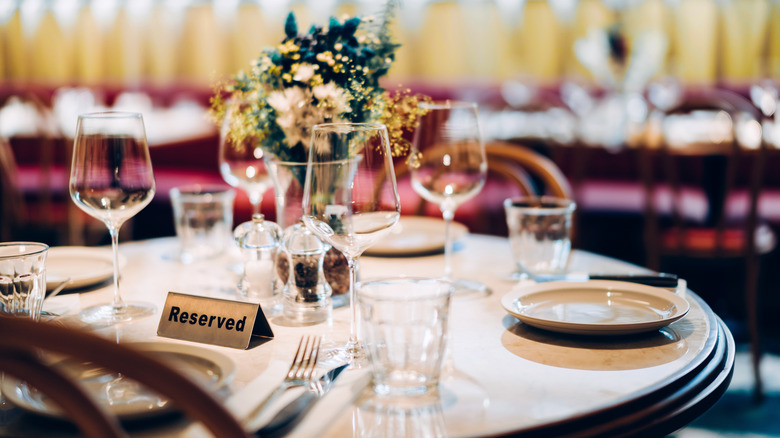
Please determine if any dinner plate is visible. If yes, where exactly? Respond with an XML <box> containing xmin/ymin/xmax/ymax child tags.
<box><xmin>45</xmin><ymin>246</ymin><xmax>127</xmax><ymax>290</ymax></box>
<box><xmin>364</xmin><ymin>216</ymin><xmax>469</xmax><ymax>256</ymax></box>
<box><xmin>501</xmin><ymin>280</ymin><xmax>690</xmax><ymax>335</ymax></box>
<box><xmin>2</xmin><ymin>342</ymin><xmax>235</xmax><ymax>421</ymax></box>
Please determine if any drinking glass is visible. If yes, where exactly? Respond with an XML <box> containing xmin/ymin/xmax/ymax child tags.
<box><xmin>504</xmin><ymin>196</ymin><xmax>576</xmax><ymax>278</ymax></box>
<box><xmin>218</xmin><ymin>100</ymin><xmax>272</xmax><ymax>216</ymax></box>
<box><xmin>410</xmin><ymin>101</ymin><xmax>488</xmax><ymax>296</ymax></box>
<box><xmin>302</xmin><ymin>123</ymin><xmax>401</xmax><ymax>365</ymax></box>
<box><xmin>69</xmin><ymin>112</ymin><xmax>156</xmax><ymax>324</ymax></box>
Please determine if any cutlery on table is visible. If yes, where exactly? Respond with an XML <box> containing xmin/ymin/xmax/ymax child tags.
<box><xmin>40</xmin><ymin>277</ymin><xmax>73</xmax><ymax>319</ymax></box>
<box><xmin>243</xmin><ymin>335</ymin><xmax>321</xmax><ymax>429</ymax></box>
<box><xmin>45</xmin><ymin>277</ymin><xmax>72</xmax><ymax>300</ymax></box>
<box><xmin>254</xmin><ymin>363</ymin><xmax>349</xmax><ymax>437</ymax></box>
<box><xmin>512</xmin><ymin>272</ymin><xmax>679</xmax><ymax>288</ymax></box>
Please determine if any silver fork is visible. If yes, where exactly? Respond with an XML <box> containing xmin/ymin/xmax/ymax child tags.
<box><xmin>243</xmin><ymin>335</ymin><xmax>321</xmax><ymax>429</ymax></box>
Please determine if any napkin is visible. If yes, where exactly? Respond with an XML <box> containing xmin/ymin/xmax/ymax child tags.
<box><xmin>179</xmin><ymin>361</ymin><xmax>371</xmax><ymax>437</ymax></box>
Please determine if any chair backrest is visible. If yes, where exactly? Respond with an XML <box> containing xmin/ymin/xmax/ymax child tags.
<box><xmin>0</xmin><ymin>137</ymin><xmax>24</xmax><ymax>241</ymax></box>
<box><xmin>391</xmin><ymin>140</ymin><xmax>573</xmax><ymax>235</ymax></box>
<box><xmin>0</xmin><ymin>315</ymin><xmax>250</xmax><ymax>438</ymax></box>
<box><xmin>484</xmin><ymin>141</ymin><xmax>573</xmax><ymax>199</ymax></box>
<box><xmin>639</xmin><ymin>88</ymin><xmax>769</xmax><ymax>268</ymax></box>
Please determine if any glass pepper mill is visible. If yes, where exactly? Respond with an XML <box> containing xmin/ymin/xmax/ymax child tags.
<box><xmin>233</xmin><ymin>213</ymin><xmax>282</xmax><ymax>315</ymax></box>
<box><xmin>280</xmin><ymin>219</ymin><xmax>332</xmax><ymax>324</ymax></box>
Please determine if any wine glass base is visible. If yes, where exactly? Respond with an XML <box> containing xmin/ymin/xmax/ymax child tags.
<box><xmin>78</xmin><ymin>302</ymin><xmax>156</xmax><ymax>325</ymax></box>
<box><xmin>318</xmin><ymin>340</ymin><xmax>369</xmax><ymax>369</ymax></box>
<box><xmin>450</xmin><ymin>278</ymin><xmax>491</xmax><ymax>299</ymax></box>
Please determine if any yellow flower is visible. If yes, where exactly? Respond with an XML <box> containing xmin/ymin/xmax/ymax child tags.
<box><xmin>279</xmin><ymin>40</ymin><xmax>299</xmax><ymax>55</ymax></box>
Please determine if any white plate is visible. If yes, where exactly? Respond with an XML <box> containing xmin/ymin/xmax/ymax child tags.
<box><xmin>2</xmin><ymin>342</ymin><xmax>235</xmax><ymax>421</ymax></box>
<box><xmin>45</xmin><ymin>246</ymin><xmax>127</xmax><ymax>290</ymax></box>
<box><xmin>501</xmin><ymin>280</ymin><xmax>690</xmax><ymax>335</ymax></box>
<box><xmin>364</xmin><ymin>216</ymin><xmax>469</xmax><ymax>256</ymax></box>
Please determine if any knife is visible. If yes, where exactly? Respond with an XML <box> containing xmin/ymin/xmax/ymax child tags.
<box><xmin>254</xmin><ymin>364</ymin><xmax>348</xmax><ymax>437</ymax></box>
<box><xmin>521</xmin><ymin>272</ymin><xmax>679</xmax><ymax>288</ymax></box>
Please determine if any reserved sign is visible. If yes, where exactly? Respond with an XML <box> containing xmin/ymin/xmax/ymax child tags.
<box><xmin>157</xmin><ymin>292</ymin><xmax>274</xmax><ymax>349</ymax></box>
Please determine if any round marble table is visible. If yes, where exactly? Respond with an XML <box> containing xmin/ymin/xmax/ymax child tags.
<box><xmin>23</xmin><ymin>234</ymin><xmax>733</xmax><ymax>437</ymax></box>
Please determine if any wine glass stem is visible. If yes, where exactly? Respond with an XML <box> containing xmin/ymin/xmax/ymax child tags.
<box><xmin>347</xmin><ymin>256</ymin><xmax>359</xmax><ymax>351</ymax></box>
<box><xmin>248</xmin><ymin>191</ymin><xmax>262</xmax><ymax>215</ymax></box>
<box><xmin>108</xmin><ymin>227</ymin><xmax>126</xmax><ymax>314</ymax></box>
<box><xmin>442</xmin><ymin>208</ymin><xmax>455</xmax><ymax>281</ymax></box>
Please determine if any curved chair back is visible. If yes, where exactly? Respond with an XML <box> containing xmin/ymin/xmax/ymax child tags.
<box><xmin>0</xmin><ymin>137</ymin><xmax>24</xmax><ymax>241</ymax></box>
<box><xmin>484</xmin><ymin>141</ymin><xmax>573</xmax><ymax>199</ymax></box>
<box><xmin>391</xmin><ymin>140</ymin><xmax>573</xmax><ymax>236</ymax></box>
<box><xmin>0</xmin><ymin>315</ymin><xmax>250</xmax><ymax>438</ymax></box>
<box><xmin>639</xmin><ymin>88</ymin><xmax>771</xmax><ymax>401</ymax></box>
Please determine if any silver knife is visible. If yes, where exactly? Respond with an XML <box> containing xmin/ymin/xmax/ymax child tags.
<box><xmin>255</xmin><ymin>364</ymin><xmax>348</xmax><ymax>437</ymax></box>
<box><xmin>515</xmin><ymin>272</ymin><xmax>679</xmax><ymax>288</ymax></box>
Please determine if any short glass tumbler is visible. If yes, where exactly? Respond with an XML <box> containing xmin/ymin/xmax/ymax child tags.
<box><xmin>359</xmin><ymin>277</ymin><xmax>454</xmax><ymax>397</ymax></box>
<box><xmin>0</xmin><ymin>242</ymin><xmax>48</xmax><ymax>320</ymax></box>
<box><xmin>170</xmin><ymin>185</ymin><xmax>235</xmax><ymax>263</ymax></box>
<box><xmin>504</xmin><ymin>196</ymin><xmax>576</xmax><ymax>276</ymax></box>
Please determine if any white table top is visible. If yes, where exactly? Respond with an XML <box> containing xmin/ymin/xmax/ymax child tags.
<box><xmin>29</xmin><ymin>234</ymin><xmax>733</xmax><ymax>437</ymax></box>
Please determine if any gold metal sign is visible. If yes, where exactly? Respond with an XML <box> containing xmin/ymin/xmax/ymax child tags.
<box><xmin>157</xmin><ymin>292</ymin><xmax>273</xmax><ymax>349</ymax></box>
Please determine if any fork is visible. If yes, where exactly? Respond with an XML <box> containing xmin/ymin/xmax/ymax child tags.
<box><xmin>243</xmin><ymin>335</ymin><xmax>321</xmax><ymax>429</ymax></box>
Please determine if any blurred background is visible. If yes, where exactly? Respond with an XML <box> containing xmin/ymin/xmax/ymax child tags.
<box><xmin>2</xmin><ymin>0</ymin><xmax>780</xmax><ymax>433</ymax></box>
<box><xmin>1</xmin><ymin>0</ymin><xmax>780</xmax><ymax>339</ymax></box>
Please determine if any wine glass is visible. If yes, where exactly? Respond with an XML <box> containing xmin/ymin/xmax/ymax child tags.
<box><xmin>410</xmin><ymin>101</ymin><xmax>489</xmax><ymax>297</ymax></box>
<box><xmin>218</xmin><ymin>100</ymin><xmax>272</xmax><ymax>216</ymax></box>
<box><xmin>302</xmin><ymin>123</ymin><xmax>401</xmax><ymax>365</ymax></box>
<box><xmin>69</xmin><ymin>112</ymin><xmax>156</xmax><ymax>324</ymax></box>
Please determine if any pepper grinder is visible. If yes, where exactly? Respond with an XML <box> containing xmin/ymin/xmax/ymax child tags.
<box><xmin>233</xmin><ymin>213</ymin><xmax>282</xmax><ymax>315</ymax></box>
<box><xmin>281</xmin><ymin>219</ymin><xmax>332</xmax><ymax>324</ymax></box>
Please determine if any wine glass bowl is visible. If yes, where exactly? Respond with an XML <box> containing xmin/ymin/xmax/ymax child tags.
<box><xmin>302</xmin><ymin>123</ymin><xmax>401</xmax><ymax>364</ymax></box>
<box><xmin>410</xmin><ymin>101</ymin><xmax>489</xmax><ymax>297</ymax></box>
<box><xmin>69</xmin><ymin>112</ymin><xmax>156</xmax><ymax>324</ymax></box>
<box><xmin>218</xmin><ymin>101</ymin><xmax>272</xmax><ymax>215</ymax></box>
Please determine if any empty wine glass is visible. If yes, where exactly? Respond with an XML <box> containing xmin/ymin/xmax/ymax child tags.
<box><xmin>302</xmin><ymin>123</ymin><xmax>401</xmax><ymax>365</ymax></box>
<box><xmin>410</xmin><ymin>101</ymin><xmax>489</xmax><ymax>297</ymax></box>
<box><xmin>218</xmin><ymin>100</ymin><xmax>272</xmax><ymax>216</ymax></box>
<box><xmin>69</xmin><ymin>112</ymin><xmax>156</xmax><ymax>324</ymax></box>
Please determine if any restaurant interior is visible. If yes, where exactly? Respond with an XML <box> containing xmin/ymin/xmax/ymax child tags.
<box><xmin>1</xmin><ymin>0</ymin><xmax>780</xmax><ymax>436</ymax></box>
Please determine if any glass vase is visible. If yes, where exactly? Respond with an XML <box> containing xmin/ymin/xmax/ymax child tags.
<box><xmin>266</xmin><ymin>158</ymin><xmax>351</xmax><ymax>303</ymax></box>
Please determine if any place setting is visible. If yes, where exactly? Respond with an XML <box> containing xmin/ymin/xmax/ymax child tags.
<box><xmin>500</xmin><ymin>195</ymin><xmax>690</xmax><ymax>337</ymax></box>
<box><xmin>44</xmin><ymin>245</ymin><xmax>127</xmax><ymax>293</ymax></box>
<box><xmin>0</xmin><ymin>1</ymin><xmax>745</xmax><ymax>436</ymax></box>
<box><xmin>1</xmin><ymin>341</ymin><xmax>235</xmax><ymax>423</ymax></box>
<box><xmin>364</xmin><ymin>216</ymin><xmax>469</xmax><ymax>257</ymax></box>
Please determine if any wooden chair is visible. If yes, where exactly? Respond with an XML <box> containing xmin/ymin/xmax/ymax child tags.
<box><xmin>0</xmin><ymin>315</ymin><xmax>250</xmax><ymax>438</ymax></box>
<box><xmin>392</xmin><ymin>140</ymin><xmax>574</xmax><ymax>236</ymax></box>
<box><xmin>0</xmin><ymin>137</ymin><xmax>24</xmax><ymax>241</ymax></box>
<box><xmin>484</xmin><ymin>141</ymin><xmax>573</xmax><ymax>199</ymax></box>
<box><xmin>638</xmin><ymin>89</ymin><xmax>774</xmax><ymax>401</ymax></box>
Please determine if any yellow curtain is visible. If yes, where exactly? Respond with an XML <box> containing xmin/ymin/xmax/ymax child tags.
<box><xmin>104</xmin><ymin>8</ymin><xmax>145</xmax><ymax>85</ymax></box>
<box><xmin>30</xmin><ymin>10</ymin><xmax>73</xmax><ymax>83</ymax></box>
<box><xmin>770</xmin><ymin>0</ymin><xmax>780</xmax><ymax>78</ymax></box>
<box><xmin>144</xmin><ymin>4</ymin><xmax>178</xmax><ymax>86</ymax></box>
<box><xmin>178</xmin><ymin>3</ymin><xmax>228</xmax><ymax>86</ymax></box>
<box><xmin>567</xmin><ymin>0</ymin><xmax>616</xmax><ymax>80</ymax></box>
<box><xmin>73</xmin><ymin>6</ymin><xmax>103</xmax><ymax>85</ymax></box>
<box><xmin>671</xmin><ymin>0</ymin><xmax>718</xmax><ymax>85</ymax></box>
<box><xmin>459</xmin><ymin>1</ymin><xmax>514</xmax><ymax>80</ymax></box>
<box><xmin>624</xmin><ymin>0</ymin><xmax>670</xmax><ymax>78</ymax></box>
<box><xmin>416</xmin><ymin>1</ymin><xmax>468</xmax><ymax>82</ymax></box>
<box><xmin>517</xmin><ymin>0</ymin><xmax>566</xmax><ymax>85</ymax></box>
<box><xmin>2</xmin><ymin>9</ymin><xmax>28</xmax><ymax>80</ymax></box>
<box><xmin>719</xmin><ymin>0</ymin><xmax>770</xmax><ymax>85</ymax></box>
<box><xmin>229</xmin><ymin>3</ymin><xmax>271</xmax><ymax>74</ymax></box>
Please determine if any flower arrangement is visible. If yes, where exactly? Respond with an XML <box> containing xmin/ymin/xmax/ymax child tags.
<box><xmin>211</xmin><ymin>8</ymin><xmax>429</xmax><ymax>163</ymax></box>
